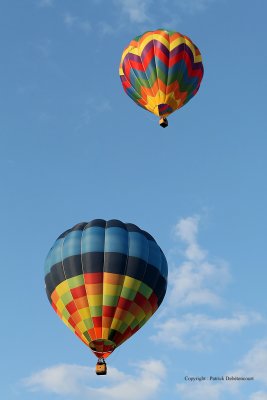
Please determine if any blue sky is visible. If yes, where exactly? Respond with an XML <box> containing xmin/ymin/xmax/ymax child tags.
<box><xmin>1</xmin><ymin>0</ymin><xmax>267</xmax><ymax>399</ymax></box>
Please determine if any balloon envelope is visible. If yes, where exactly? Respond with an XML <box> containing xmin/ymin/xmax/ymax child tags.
<box><xmin>119</xmin><ymin>29</ymin><xmax>204</xmax><ymax>122</ymax></box>
<box><xmin>44</xmin><ymin>219</ymin><xmax>168</xmax><ymax>359</ymax></box>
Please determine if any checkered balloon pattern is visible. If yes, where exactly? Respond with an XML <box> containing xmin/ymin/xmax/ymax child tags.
<box><xmin>44</xmin><ymin>219</ymin><xmax>168</xmax><ymax>359</ymax></box>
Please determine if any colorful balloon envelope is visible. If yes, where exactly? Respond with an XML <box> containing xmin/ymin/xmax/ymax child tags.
<box><xmin>119</xmin><ymin>29</ymin><xmax>204</xmax><ymax>127</ymax></box>
<box><xmin>44</xmin><ymin>219</ymin><xmax>168</xmax><ymax>364</ymax></box>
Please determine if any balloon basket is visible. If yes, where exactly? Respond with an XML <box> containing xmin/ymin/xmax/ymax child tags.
<box><xmin>159</xmin><ymin>117</ymin><xmax>168</xmax><ymax>128</ymax></box>
<box><xmin>96</xmin><ymin>359</ymin><xmax>107</xmax><ymax>375</ymax></box>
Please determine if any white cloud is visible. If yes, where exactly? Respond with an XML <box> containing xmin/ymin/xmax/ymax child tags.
<box><xmin>96</xmin><ymin>360</ymin><xmax>166</xmax><ymax>400</ymax></box>
<box><xmin>176</xmin><ymin>338</ymin><xmax>267</xmax><ymax>399</ymax></box>
<box><xmin>250</xmin><ymin>392</ymin><xmax>267</xmax><ymax>400</ymax></box>
<box><xmin>98</xmin><ymin>21</ymin><xmax>117</xmax><ymax>36</ymax></box>
<box><xmin>151</xmin><ymin>312</ymin><xmax>262</xmax><ymax>351</ymax></box>
<box><xmin>22</xmin><ymin>359</ymin><xmax>166</xmax><ymax>400</ymax></box>
<box><xmin>174</xmin><ymin>215</ymin><xmax>206</xmax><ymax>261</ymax></box>
<box><xmin>38</xmin><ymin>0</ymin><xmax>54</xmax><ymax>7</ymax></box>
<box><xmin>114</xmin><ymin>0</ymin><xmax>151</xmax><ymax>23</ymax></box>
<box><xmin>169</xmin><ymin>215</ymin><xmax>231</xmax><ymax>308</ymax></box>
<box><xmin>79</xmin><ymin>20</ymin><xmax>92</xmax><ymax>34</ymax></box>
<box><xmin>63</xmin><ymin>12</ymin><xmax>91</xmax><ymax>33</ymax></box>
<box><xmin>232</xmin><ymin>338</ymin><xmax>267</xmax><ymax>384</ymax></box>
<box><xmin>59</xmin><ymin>0</ymin><xmax>217</xmax><ymax>37</ymax></box>
<box><xmin>58</xmin><ymin>0</ymin><xmax>218</xmax><ymax>36</ymax></box>
<box><xmin>23</xmin><ymin>364</ymin><xmax>91</xmax><ymax>395</ymax></box>
<box><xmin>64</xmin><ymin>12</ymin><xmax>78</xmax><ymax>27</ymax></box>
<box><xmin>112</xmin><ymin>0</ymin><xmax>216</xmax><ymax>27</ymax></box>
<box><xmin>152</xmin><ymin>214</ymin><xmax>264</xmax><ymax>351</ymax></box>
<box><xmin>168</xmin><ymin>260</ymin><xmax>229</xmax><ymax>308</ymax></box>
<box><xmin>174</xmin><ymin>215</ymin><xmax>200</xmax><ymax>245</ymax></box>
<box><xmin>176</xmin><ymin>380</ymin><xmax>227</xmax><ymax>400</ymax></box>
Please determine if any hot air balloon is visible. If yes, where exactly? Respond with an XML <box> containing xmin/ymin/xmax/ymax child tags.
<box><xmin>119</xmin><ymin>29</ymin><xmax>204</xmax><ymax>127</ymax></box>
<box><xmin>44</xmin><ymin>219</ymin><xmax>168</xmax><ymax>375</ymax></box>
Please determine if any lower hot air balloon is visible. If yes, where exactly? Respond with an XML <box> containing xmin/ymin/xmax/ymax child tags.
<box><xmin>119</xmin><ymin>29</ymin><xmax>204</xmax><ymax>127</ymax></box>
<box><xmin>44</xmin><ymin>219</ymin><xmax>168</xmax><ymax>375</ymax></box>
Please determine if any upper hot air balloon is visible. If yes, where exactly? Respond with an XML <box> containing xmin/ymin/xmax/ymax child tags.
<box><xmin>119</xmin><ymin>29</ymin><xmax>204</xmax><ymax>127</ymax></box>
<box><xmin>44</xmin><ymin>219</ymin><xmax>168</xmax><ymax>375</ymax></box>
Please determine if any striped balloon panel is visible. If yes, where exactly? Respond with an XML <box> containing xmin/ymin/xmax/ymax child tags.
<box><xmin>119</xmin><ymin>29</ymin><xmax>204</xmax><ymax>117</ymax></box>
<box><xmin>44</xmin><ymin>219</ymin><xmax>168</xmax><ymax>358</ymax></box>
